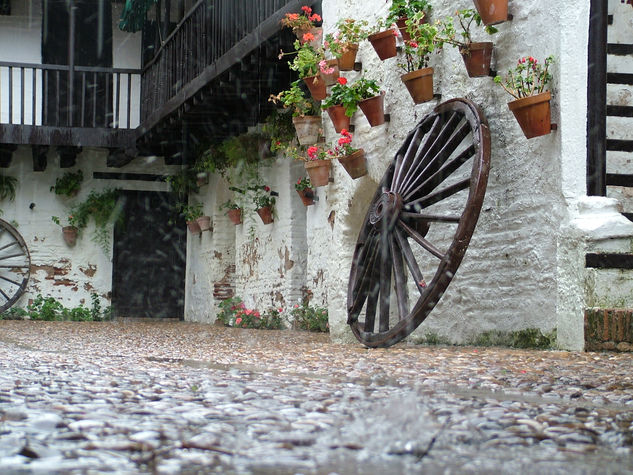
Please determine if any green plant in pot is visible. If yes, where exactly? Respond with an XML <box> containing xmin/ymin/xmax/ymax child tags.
<box><xmin>286</xmin><ymin>40</ymin><xmax>327</xmax><ymax>101</ymax></box>
<box><xmin>387</xmin><ymin>0</ymin><xmax>432</xmax><ymax>40</ymax></box>
<box><xmin>321</xmin><ymin>77</ymin><xmax>358</xmax><ymax>132</ymax></box>
<box><xmin>398</xmin><ymin>15</ymin><xmax>440</xmax><ymax>104</ymax></box>
<box><xmin>50</xmin><ymin>170</ymin><xmax>83</xmax><ymax>197</ymax></box>
<box><xmin>270</xmin><ymin>80</ymin><xmax>321</xmax><ymax>146</ymax></box>
<box><xmin>351</xmin><ymin>77</ymin><xmax>385</xmax><ymax>126</ymax></box>
<box><xmin>253</xmin><ymin>186</ymin><xmax>276</xmax><ymax>225</ymax></box>
<box><xmin>182</xmin><ymin>202</ymin><xmax>205</xmax><ymax>234</ymax></box>
<box><xmin>438</xmin><ymin>9</ymin><xmax>498</xmax><ymax>77</ymax></box>
<box><xmin>262</xmin><ymin>108</ymin><xmax>297</xmax><ymax>154</ymax></box>
<box><xmin>51</xmin><ymin>214</ymin><xmax>82</xmax><ymax>246</ymax></box>
<box><xmin>324</xmin><ymin>18</ymin><xmax>369</xmax><ymax>70</ymax></box>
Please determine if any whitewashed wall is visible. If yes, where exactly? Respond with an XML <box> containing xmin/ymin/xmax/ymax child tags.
<box><xmin>0</xmin><ymin>147</ymin><xmax>181</xmax><ymax>310</ymax></box>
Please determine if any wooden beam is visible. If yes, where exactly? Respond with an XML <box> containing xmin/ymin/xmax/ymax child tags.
<box><xmin>0</xmin><ymin>144</ymin><xmax>16</xmax><ymax>168</ymax></box>
<box><xmin>57</xmin><ymin>145</ymin><xmax>81</xmax><ymax>168</ymax></box>
<box><xmin>0</xmin><ymin>124</ymin><xmax>136</xmax><ymax>148</ymax></box>
<box><xmin>587</xmin><ymin>0</ymin><xmax>608</xmax><ymax>196</ymax></box>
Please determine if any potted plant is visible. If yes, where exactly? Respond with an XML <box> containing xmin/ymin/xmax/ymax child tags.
<box><xmin>321</xmin><ymin>77</ymin><xmax>357</xmax><ymax>132</ymax></box>
<box><xmin>182</xmin><ymin>203</ymin><xmax>204</xmax><ymax>234</ymax></box>
<box><xmin>50</xmin><ymin>170</ymin><xmax>83</xmax><ymax>197</ymax></box>
<box><xmin>438</xmin><ymin>9</ymin><xmax>497</xmax><ymax>77</ymax></box>
<box><xmin>0</xmin><ymin>174</ymin><xmax>17</xmax><ymax>202</ymax></box>
<box><xmin>324</xmin><ymin>18</ymin><xmax>369</xmax><ymax>71</ymax></box>
<box><xmin>253</xmin><ymin>186</ymin><xmax>275</xmax><ymax>225</ymax></box>
<box><xmin>334</xmin><ymin>129</ymin><xmax>367</xmax><ymax>179</ymax></box>
<box><xmin>494</xmin><ymin>55</ymin><xmax>554</xmax><ymax>139</ymax></box>
<box><xmin>68</xmin><ymin>188</ymin><xmax>122</xmax><ymax>256</ymax></box>
<box><xmin>302</xmin><ymin>144</ymin><xmax>335</xmax><ymax>187</ymax></box>
<box><xmin>367</xmin><ymin>20</ymin><xmax>398</xmax><ymax>61</ymax></box>
<box><xmin>353</xmin><ymin>77</ymin><xmax>385</xmax><ymax>126</ymax></box>
<box><xmin>472</xmin><ymin>0</ymin><xmax>509</xmax><ymax>26</ymax></box>
<box><xmin>262</xmin><ymin>108</ymin><xmax>297</xmax><ymax>154</ymax></box>
<box><xmin>295</xmin><ymin>176</ymin><xmax>315</xmax><ymax>206</ymax></box>
<box><xmin>387</xmin><ymin>0</ymin><xmax>432</xmax><ymax>41</ymax></box>
<box><xmin>319</xmin><ymin>58</ymin><xmax>340</xmax><ymax>87</ymax></box>
<box><xmin>221</xmin><ymin>199</ymin><xmax>242</xmax><ymax>225</ymax></box>
<box><xmin>280</xmin><ymin>5</ymin><xmax>323</xmax><ymax>47</ymax></box>
<box><xmin>270</xmin><ymin>81</ymin><xmax>321</xmax><ymax>145</ymax></box>
<box><xmin>51</xmin><ymin>215</ymin><xmax>80</xmax><ymax>246</ymax></box>
<box><xmin>398</xmin><ymin>16</ymin><xmax>440</xmax><ymax>104</ymax></box>
<box><xmin>287</xmin><ymin>40</ymin><xmax>327</xmax><ymax>101</ymax></box>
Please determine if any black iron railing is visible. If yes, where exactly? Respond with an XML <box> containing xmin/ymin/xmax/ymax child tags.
<box><xmin>140</xmin><ymin>0</ymin><xmax>301</xmax><ymax>123</ymax></box>
<box><xmin>0</xmin><ymin>61</ymin><xmax>141</xmax><ymax>129</ymax></box>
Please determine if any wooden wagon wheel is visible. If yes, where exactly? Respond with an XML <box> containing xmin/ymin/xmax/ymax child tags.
<box><xmin>347</xmin><ymin>98</ymin><xmax>491</xmax><ymax>348</ymax></box>
<box><xmin>0</xmin><ymin>218</ymin><xmax>30</xmax><ymax>313</ymax></box>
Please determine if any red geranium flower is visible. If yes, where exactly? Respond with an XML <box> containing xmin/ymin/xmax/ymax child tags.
<box><xmin>303</xmin><ymin>32</ymin><xmax>315</xmax><ymax>42</ymax></box>
<box><xmin>337</xmin><ymin>77</ymin><xmax>347</xmax><ymax>85</ymax></box>
<box><xmin>301</xmin><ymin>5</ymin><xmax>312</xmax><ymax>14</ymax></box>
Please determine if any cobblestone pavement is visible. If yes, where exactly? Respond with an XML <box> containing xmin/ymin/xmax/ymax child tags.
<box><xmin>1</xmin><ymin>321</ymin><xmax>633</xmax><ymax>474</ymax></box>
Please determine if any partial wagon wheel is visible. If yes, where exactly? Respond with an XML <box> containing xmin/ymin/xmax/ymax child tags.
<box><xmin>0</xmin><ymin>218</ymin><xmax>30</xmax><ymax>313</ymax></box>
<box><xmin>347</xmin><ymin>98</ymin><xmax>491</xmax><ymax>348</ymax></box>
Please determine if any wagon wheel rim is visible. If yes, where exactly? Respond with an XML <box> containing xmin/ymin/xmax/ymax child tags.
<box><xmin>347</xmin><ymin>98</ymin><xmax>491</xmax><ymax>348</ymax></box>
<box><xmin>0</xmin><ymin>218</ymin><xmax>30</xmax><ymax>313</ymax></box>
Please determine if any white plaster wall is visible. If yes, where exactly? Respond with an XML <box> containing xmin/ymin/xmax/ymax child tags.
<box><xmin>317</xmin><ymin>0</ymin><xmax>588</xmax><ymax>347</ymax></box>
<box><xmin>0</xmin><ymin>147</ymin><xmax>181</xmax><ymax>310</ymax></box>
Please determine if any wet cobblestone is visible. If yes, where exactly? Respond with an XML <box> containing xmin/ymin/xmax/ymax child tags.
<box><xmin>1</xmin><ymin>320</ymin><xmax>633</xmax><ymax>473</ymax></box>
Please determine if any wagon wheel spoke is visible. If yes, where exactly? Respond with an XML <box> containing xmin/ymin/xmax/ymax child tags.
<box><xmin>390</xmin><ymin>236</ymin><xmax>409</xmax><ymax>320</ymax></box>
<box><xmin>394</xmin><ymin>227</ymin><xmax>427</xmax><ymax>294</ymax></box>
<box><xmin>398</xmin><ymin>112</ymin><xmax>462</xmax><ymax>196</ymax></box>
<box><xmin>398</xmin><ymin>219</ymin><xmax>445</xmax><ymax>259</ymax></box>
<box><xmin>0</xmin><ymin>219</ymin><xmax>31</xmax><ymax>313</ymax></box>
<box><xmin>348</xmin><ymin>98</ymin><xmax>491</xmax><ymax>348</ymax></box>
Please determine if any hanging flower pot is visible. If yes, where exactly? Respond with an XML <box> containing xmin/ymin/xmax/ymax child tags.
<box><xmin>460</xmin><ymin>42</ymin><xmax>494</xmax><ymax>78</ymax></box>
<box><xmin>256</xmin><ymin>207</ymin><xmax>274</xmax><ymax>225</ymax></box>
<box><xmin>472</xmin><ymin>0</ymin><xmax>509</xmax><ymax>25</ymax></box>
<box><xmin>187</xmin><ymin>220</ymin><xmax>202</xmax><ymax>234</ymax></box>
<box><xmin>303</xmin><ymin>74</ymin><xmax>327</xmax><ymax>101</ymax></box>
<box><xmin>325</xmin><ymin>105</ymin><xmax>351</xmax><ymax>133</ymax></box>
<box><xmin>358</xmin><ymin>92</ymin><xmax>385</xmax><ymax>127</ymax></box>
<box><xmin>296</xmin><ymin>188</ymin><xmax>315</xmax><ymax>206</ymax></box>
<box><xmin>338</xmin><ymin>149</ymin><xmax>367</xmax><ymax>179</ymax></box>
<box><xmin>292</xmin><ymin>116</ymin><xmax>322</xmax><ymax>145</ymax></box>
<box><xmin>319</xmin><ymin>59</ymin><xmax>340</xmax><ymax>86</ymax></box>
<box><xmin>226</xmin><ymin>208</ymin><xmax>242</xmax><ymax>225</ymax></box>
<box><xmin>400</xmin><ymin>67</ymin><xmax>434</xmax><ymax>104</ymax></box>
<box><xmin>368</xmin><ymin>29</ymin><xmax>397</xmax><ymax>60</ymax></box>
<box><xmin>338</xmin><ymin>44</ymin><xmax>359</xmax><ymax>71</ymax></box>
<box><xmin>196</xmin><ymin>215</ymin><xmax>212</xmax><ymax>232</ymax></box>
<box><xmin>62</xmin><ymin>226</ymin><xmax>78</xmax><ymax>246</ymax></box>
<box><xmin>396</xmin><ymin>15</ymin><xmax>427</xmax><ymax>41</ymax></box>
<box><xmin>304</xmin><ymin>160</ymin><xmax>331</xmax><ymax>187</ymax></box>
<box><xmin>507</xmin><ymin>91</ymin><xmax>552</xmax><ymax>139</ymax></box>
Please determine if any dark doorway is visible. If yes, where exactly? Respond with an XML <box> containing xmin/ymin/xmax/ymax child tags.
<box><xmin>41</xmin><ymin>0</ymin><xmax>113</xmax><ymax>126</ymax></box>
<box><xmin>112</xmin><ymin>190</ymin><xmax>186</xmax><ymax>318</ymax></box>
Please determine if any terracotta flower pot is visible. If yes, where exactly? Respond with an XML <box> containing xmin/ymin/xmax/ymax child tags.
<box><xmin>507</xmin><ymin>91</ymin><xmax>552</xmax><ymax>139</ymax></box>
<box><xmin>226</xmin><ymin>208</ymin><xmax>242</xmax><ymax>225</ymax></box>
<box><xmin>460</xmin><ymin>42</ymin><xmax>494</xmax><ymax>77</ymax></box>
<box><xmin>196</xmin><ymin>215</ymin><xmax>212</xmax><ymax>232</ymax></box>
<box><xmin>303</xmin><ymin>74</ymin><xmax>327</xmax><ymax>101</ymax></box>
<box><xmin>196</xmin><ymin>172</ymin><xmax>209</xmax><ymax>187</ymax></box>
<box><xmin>292</xmin><ymin>115</ymin><xmax>322</xmax><ymax>145</ymax></box>
<box><xmin>400</xmin><ymin>67</ymin><xmax>434</xmax><ymax>104</ymax></box>
<box><xmin>304</xmin><ymin>160</ymin><xmax>331</xmax><ymax>187</ymax></box>
<box><xmin>472</xmin><ymin>0</ymin><xmax>509</xmax><ymax>25</ymax></box>
<box><xmin>338</xmin><ymin>149</ymin><xmax>367</xmax><ymax>179</ymax></box>
<box><xmin>368</xmin><ymin>29</ymin><xmax>397</xmax><ymax>60</ymax></box>
<box><xmin>256</xmin><ymin>207</ymin><xmax>274</xmax><ymax>225</ymax></box>
<box><xmin>296</xmin><ymin>188</ymin><xmax>315</xmax><ymax>206</ymax></box>
<box><xmin>325</xmin><ymin>105</ymin><xmax>351</xmax><ymax>133</ymax></box>
<box><xmin>358</xmin><ymin>92</ymin><xmax>385</xmax><ymax>127</ymax></box>
<box><xmin>320</xmin><ymin>59</ymin><xmax>340</xmax><ymax>86</ymax></box>
<box><xmin>396</xmin><ymin>15</ymin><xmax>427</xmax><ymax>41</ymax></box>
<box><xmin>187</xmin><ymin>220</ymin><xmax>201</xmax><ymax>234</ymax></box>
<box><xmin>62</xmin><ymin>226</ymin><xmax>78</xmax><ymax>246</ymax></box>
<box><xmin>295</xmin><ymin>26</ymin><xmax>323</xmax><ymax>48</ymax></box>
<box><xmin>338</xmin><ymin>44</ymin><xmax>359</xmax><ymax>71</ymax></box>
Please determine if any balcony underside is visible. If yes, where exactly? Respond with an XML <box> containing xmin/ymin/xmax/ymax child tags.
<box><xmin>0</xmin><ymin>124</ymin><xmax>136</xmax><ymax>149</ymax></box>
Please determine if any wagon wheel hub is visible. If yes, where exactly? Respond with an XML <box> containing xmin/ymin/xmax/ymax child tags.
<box><xmin>369</xmin><ymin>191</ymin><xmax>402</xmax><ymax>230</ymax></box>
